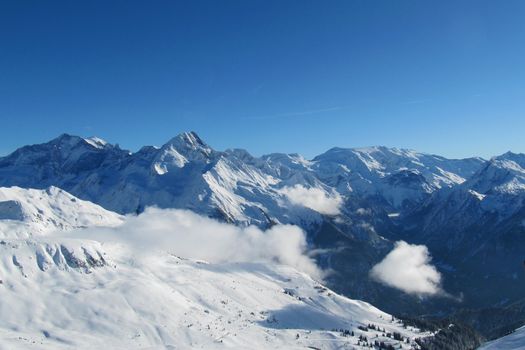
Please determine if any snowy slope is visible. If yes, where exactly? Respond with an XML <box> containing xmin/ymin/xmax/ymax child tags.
<box><xmin>0</xmin><ymin>240</ymin><xmax>429</xmax><ymax>349</ymax></box>
<box><xmin>0</xmin><ymin>186</ymin><xmax>123</xmax><ymax>238</ymax></box>
<box><xmin>0</xmin><ymin>205</ymin><xmax>430</xmax><ymax>349</ymax></box>
<box><xmin>478</xmin><ymin>326</ymin><xmax>525</xmax><ymax>350</ymax></box>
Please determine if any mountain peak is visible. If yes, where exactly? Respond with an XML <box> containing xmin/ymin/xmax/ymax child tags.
<box><xmin>49</xmin><ymin>133</ymin><xmax>84</xmax><ymax>146</ymax></box>
<box><xmin>83</xmin><ymin>136</ymin><xmax>109</xmax><ymax>149</ymax></box>
<box><xmin>488</xmin><ymin>152</ymin><xmax>525</xmax><ymax>174</ymax></box>
<box><xmin>45</xmin><ymin>134</ymin><xmax>117</xmax><ymax>152</ymax></box>
<box><xmin>155</xmin><ymin>132</ymin><xmax>215</xmax><ymax>167</ymax></box>
<box><xmin>169</xmin><ymin>131</ymin><xmax>207</xmax><ymax>147</ymax></box>
<box><xmin>164</xmin><ymin>131</ymin><xmax>213</xmax><ymax>156</ymax></box>
<box><xmin>494</xmin><ymin>151</ymin><xmax>525</xmax><ymax>164</ymax></box>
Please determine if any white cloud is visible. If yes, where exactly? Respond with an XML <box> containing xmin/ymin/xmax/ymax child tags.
<box><xmin>370</xmin><ymin>241</ymin><xmax>442</xmax><ymax>296</ymax></box>
<box><xmin>281</xmin><ymin>185</ymin><xmax>342</xmax><ymax>215</ymax></box>
<box><xmin>65</xmin><ymin>207</ymin><xmax>323</xmax><ymax>280</ymax></box>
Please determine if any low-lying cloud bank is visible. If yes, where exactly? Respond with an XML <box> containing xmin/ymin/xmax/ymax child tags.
<box><xmin>370</xmin><ymin>241</ymin><xmax>442</xmax><ymax>296</ymax></box>
<box><xmin>68</xmin><ymin>207</ymin><xmax>323</xmax><ymax>280</ymax></box>
<box><xmin>281</xmin><ymin>185</ymin><xmax>342</xmax><ymax>215</ymax></box>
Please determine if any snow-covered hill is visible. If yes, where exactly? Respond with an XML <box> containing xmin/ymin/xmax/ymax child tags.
<box><xmin>0</xmin><ymin>238</ymin><xmax>428</xmax><ymax>349</ymax></box>
<box><xmin>0</xmin><ymin>186</ymin><xmax>123</xmax><ymax>238</ymax></box>
<box><xmin>478</xmin><ymin>326</ymin><xmax>525</xmax><ymax>350</ymax></box>
<box><xmin>0</xmin><ymin>189</ymin><xmax>430</xmax><ymax>349</ymax></box>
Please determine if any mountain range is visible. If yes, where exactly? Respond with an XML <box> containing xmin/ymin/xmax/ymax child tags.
<box><xmin>1</xmin><ymin>132</ymin><xmax>524</xmax><ymax>348</ymax></box>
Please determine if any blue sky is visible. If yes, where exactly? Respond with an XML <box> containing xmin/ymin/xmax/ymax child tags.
<box><xmin>1</xmin><ymin>0</ymin><xmax>524</xmax><ymax>159</ymax></box>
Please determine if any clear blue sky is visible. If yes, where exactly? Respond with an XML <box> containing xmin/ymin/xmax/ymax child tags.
<box><xmin>1</xmin><ymin>0</ymin><xmax>524</xmax><ymax>159</ymax></box>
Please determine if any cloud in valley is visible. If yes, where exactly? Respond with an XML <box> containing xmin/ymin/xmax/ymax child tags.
<box><xmin>281</xmin><ymin>185</ymin><xmax>342</xmax><ymax>215</ymax></box>
<box><xmin>370</xmin><ymin>241</ymin><xmax>442</xmax><ymax>296</ymax></box>
<box><xmin>67</xmin><ymin>207</ymin><xmax>323</xmax><ymax>280</ymax></box>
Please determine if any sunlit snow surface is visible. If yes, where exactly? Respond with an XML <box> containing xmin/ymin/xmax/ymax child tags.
<box><xmin>0</xmin><ymin>187</ymin><xmax>429</xmax><ymax>349</ymax></box>
<box><xmin>0</xmin><ymin>186</ymin><xmax>123</xmax><ymax>238</ymax></box>
<box><xmin>0</xmin><ymin>241</ymin><xmax>428</xmax><ymax>349</ymax></box>
<box><xmin>478</xmin><ymin>326</ymin><xmax>525</xmax><ymax>350</ymax></box>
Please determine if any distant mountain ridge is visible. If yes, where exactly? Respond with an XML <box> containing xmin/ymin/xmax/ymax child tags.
<box><xmin>0</xmin><ymin>132</ymin><xmax>485</xmax><ymax>220</ymax></box>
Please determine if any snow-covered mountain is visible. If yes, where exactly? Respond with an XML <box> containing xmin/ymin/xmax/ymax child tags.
<box><xmin>0</xmin><ymin>186</ymin><xmax>429</xmax><ymax>349</ymax></box>
<box><xmin>0</xmin><ymin>132</ymin><xmax>485</xmax><ymax>226</ymax></box>
<box><xmin>311</xmin><ymin>146</ymin><xmax>483</xmax><ymax>210</ymax></box>
<box><xmin>0</xmin><ymin>133</ymin><xmax>487</xmax><ymax>309</ymax></box>
<box><xmin>0</xmin><ymin>133</ymin><xmax>329</xmax><ymax>228</ymax></box>
<box><xmin>1</xmin><ymin>132</ymin><xmax>524</xmax><ymax>344</ymax></box>
<box><xmin>398</xmin><ymin>151</ymin><xmax>525</xmax><ymax>309</ymax></box>
<box><xmin>411</xmin><ymin>151</ymin><xmax>525</xmax><ymax>238</ymax></box>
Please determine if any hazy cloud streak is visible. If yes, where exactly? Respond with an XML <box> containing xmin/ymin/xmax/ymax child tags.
<box><xmin>281</xmin><ymin>185</ymin><xmax>342</xmax><ymax>215</ymax></box>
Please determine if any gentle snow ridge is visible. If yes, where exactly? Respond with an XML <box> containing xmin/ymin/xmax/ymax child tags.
<box><xmin>0</xmin><ymin>186</ymin><xmax>123</xmax><ymax>238</ymax></box>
